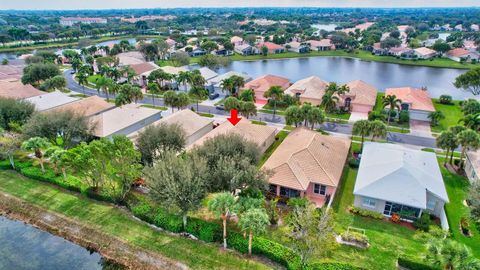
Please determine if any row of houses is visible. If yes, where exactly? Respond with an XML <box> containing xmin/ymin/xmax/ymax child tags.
<box><xmin>233</xmin><ymin>39</ymin><xmax>336</xmax><ymax>56</ymax></box>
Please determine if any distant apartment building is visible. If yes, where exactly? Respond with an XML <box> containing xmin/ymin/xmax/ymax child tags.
<box><xmin>121</xmin><ymin>15</ymin><xmax>176</xmax><ymax>23</ymax></box>
<box><xmin>59</xmin><ymin>17</ymin><xmax>107</xmax><ymax>26</ymax></box>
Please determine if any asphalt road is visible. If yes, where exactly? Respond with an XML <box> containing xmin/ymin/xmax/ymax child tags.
<box><xmin>64</xmin><ymin>69</ymin><xmax>438</xmax><ymax>149</ymax></box>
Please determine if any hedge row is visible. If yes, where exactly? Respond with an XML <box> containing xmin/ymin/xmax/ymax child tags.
<box><xmin>397</xmin><ymin>257</ymin><xmax>439</xmax><ymax>270</ymax></box>
<box><xmin>307</xmin><ymin>262</ymin><xmax>366</xmax><ymax>270</ymax></box>
<box><xmin>349</xmin><ymin>205</ymin><xmax>384</xmax><ymax>220</ymax></box>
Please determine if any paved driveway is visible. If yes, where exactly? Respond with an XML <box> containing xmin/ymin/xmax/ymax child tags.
<box><xmin>409</xmin><ymin>120</ymin><xmax>433</xmax><ymax>137</ymax></box>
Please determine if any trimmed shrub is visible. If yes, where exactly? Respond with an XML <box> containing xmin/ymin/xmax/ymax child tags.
<box><xmin>84</xmin><ymin>187</ymin><xmax>115</xmax><ymax>203</ymax></box>
<box><xmin>131</xmin><ymin>203</ymin><xmax>155</xmax><ymax>224</ymax></box>
<box><xmin>307</xmin><ymin>262</ymin><xmax>366</xmax><ymax>270</ymax></box>
<box><xmin>398</xmin><ymin>110</ymin><xmax>410</xmax><ymax>124</ymax></box>
<box><xmin>153</xmin><ymin>208</ymin><xmax>183</xmax><ymax>233</ymax></box>
<box><xmin>0</xmin><ymin>159</ymin><xmax>12</xmax><ymax>170</ymax></box>
<box><xmin>348</xmin><ymin>158</ymin><xmax>360</xmax><ymax>168</ymax></box>
<box><xmin>19</xmin><ymin>165</ymin><xmax>83</xmax><ymax>193</ymax></box>
<box><xmin>397</xmin><ymin>257</ymin><xmax>439</xmax><ymax>270</ymax></box>
<box><xmin>349</xmin><ymin>206</ymin><xmax>384</xmax><ymax>220</ymax></box>
<box><xmin>413</xmin><ymin>213</ymin><xmax>432</xmax><ymax>231</ymax></box>
<box><xmin>340</xmin><ymin>231</ymin><xmax>369</xmax><ymax>246</ymax></box>
<box><xmin>186</xmin><ymin>217</ymin><xmax>222</xmax><ymax>242</ymax></box>
<box><xmin>438</xmin><ymin>95</ymin><xmax>453</xmax><ymax>105</ymax></box>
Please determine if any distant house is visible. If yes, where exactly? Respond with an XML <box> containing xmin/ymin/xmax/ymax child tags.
<box><xmin>129</xmin><ymin>62</ymin><xmax>160</xmax><ymax>87</ymax></box>
<box><xmin>59</xmin><ymin>17</ymin><xmax>107</xmax><ymax>26</ymax></box>
<box><xmin>128</xmin><ymin>109</ymin><xmax>213</xmax><ymax>146</ymax></box>
<box><xmin>447</xmin><ymin>48</ymin><xmax>480</xmax><ymax>62</ymax></box>
<box><xmin>49</xmin><ymin>95</ymin><xmax>115</xmax><ymax>117</ymax></box>
<box><xmin>165</xmin><ymin>38</ymin><xmax>177</xmax><ymax>49</ymax></box>
<box><xmin>414</xmin><ymin>47</ymin><xmax>437</xmax><ymax>59</ymax></box>
<box><xmin>465</xmin><ymin>150</ymin><xmax>480</xmax><ymax>183</ymax></box>
<box><xmin>263</xmin><ymin>128</ymin><xmax>351</xmax><ymax>207</ymax></box>
<box><xmin>117</xmin><ymin>51</ymin><xmax>146</xmax><ymax>66</ymax></box>
<box><xmin>354</xmin><ymin>142</ymin><xmax>449</xmax><ymax>229</ymax></box>
<box><xmin>284</xmin><ymin>76</ymin><xmax>328</xmax><ymax>106</ymax></box>
<box><xmin>307</xmin><ymin>39</ymin><xmax>335</xmax><ymax>51</ymax></box>
<box><xmin>286</xmin><ymin>41</ymin><xmax>309</xmax><ymax>53</ymax></box>
<box><xmin>178</xmin><ymin>67</ymin><xmax>218</xmax><ymax>91</ymax></box>
<box><xmin>243</xmin><ymin>74</ymin><xmax>290</xmax><ymax>104</ymax></box>
<box><xmin>234</xmin><ymin>44</ymin><xmax>258</xmax><ymax>56</ymax></box>
<box><xmin>91</xmin><ymin>104</ymin><xmax>162</xmax><ymax>138</ymax></box>
<box><xmin>187</xmin><ymin>119</ymin><xmax>277</xmax><ymax>153</ymax></box>
<box><xmin>230</xmin><ymin>36</ymin><xmax>244</xmax><ymax>46</ymax></box>
<box><xmin>190</xmin><ymin>47</ymin><xmax>207</xmax><ymax>57</ymax></box>
<box><xmin>212</xmin><ymin>45</ymin><xmax>233</xmax><ymax>56</ymax></box>
<box><xmin>385</xmin><ymin>87</ymin><xmax>435</xmax><ymax>121</ymax></box>
<box><xmin>0</xmin><ymin>79</ymin><xmax>44</xmax><ymax>99</ymax></box>
<box><xmin>208</xmin><ymin>71</ymin><xmax>252</xmax><ymax>93</ymax></box>
<box><xmin>388</xmin><ymin>47</ymin><xmax>414</xmax><ymax>57</ymax></box>
<box><xmin>464</xmin><ymin>40</ymin><xmax>478</xmax><ymax>52</ymax></box>
<box><xmin>372</xmin><ymin>42</ymin><xmax>388</xmax><ymax>55</ymax></box>
<box><xmin>256</xmin><ymin>42</ymin><xmax>285</xmax><ymax>54</ymax></box>
<box><xmin>160</xmin><ymin>65</ymin><xmax>189</xmax><ymax>76</ymax></box>
<box><xmin>25</xmin><ymin>91</ymin><xmax>80</xmax><ymax>112</ymax></box>
<box><xmin>339</xmin><ymin>80</ymin><xmax>377</xmax><ymax>113</ymax></box>
<box><xmin>471</xmin><ymin>24</ymin><xmax>480</xmax><ymax>32</ymax></box>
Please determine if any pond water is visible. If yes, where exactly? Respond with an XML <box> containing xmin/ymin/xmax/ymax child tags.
<box><xmin>0</xmin><ymin>216</ymin><xmax>106</xmax><ymax>270</ymax></box>
<box><xmin>217</xmin><ymin>56</ymin><xmax>474</xmax><ymax>100</ymax></box>
<box><xmin>95</xmin><ymin>38</ymin><xmax>137</xmax><ymax>47</ymax></box>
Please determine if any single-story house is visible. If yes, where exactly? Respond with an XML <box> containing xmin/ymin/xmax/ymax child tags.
<box><xmin>256</xmin><ymin>42</ymin><xmax>285</xmax><ymax>54</ymax></box>
<box><xmin>465</xmin><ymin>150</ymin><xmax>480</xmax><ymax>183</ymax></box>
<box><xmin>384</xmin><ymin>87</ymin><xmax>435</xmax><ymax>121</ymax></box>
<box><xmin>161</xmin><ymin>65</ymin><xmax>189</xmax><ymax>76</ymax></box>
<box><xmin>0</xmin><ymin>64</ymin><xmax>25</xmax><ymax>81</ymax></box>
<box><xmin>212</xmin><ymin>45</ymin><xmax>233</xmax><ymax>56</ymax></box>
<box><xmin>130</xmin><ymin>62</ymin><xmax>160</xmax><ymax>87</ymax></box>
<box><xmin>447</xmin><ymin>48</ymin><xmax>480</xmax><ymax>62</ymax></box>
<box><xmin>284</xmin><ymin>76</ymin><xmax>328</xmax><ymax>106</ymax></box>
<box><xmin>91</xmin><ymin>104</ymin><xmax>162</xmax><ymax>138</ymax></box>
<box><xmin>353</xmin><ymin>142</ymin><xmax>449</xmax><ymax>229</ymax></box>
<box><xmin>208</xmin><ymin>71</ymin><xmax>252</xmax><ymax>93</ymax></box>
<box><xmin>25</xmin><ymin>91</ymin><xmax>80</xmax><ymax>112</ymax></box>
<box><xmin>286</xmin><ymin>41</ymin><xmax>309</xmax><ymax>53</ymax></box>
<box><xmin>307</xmin><ymin>39</ymin><xmax>335</xmax><ymax>51</ymax></box>
<box><xmin>263</xmin><ymin>128</ymin><xmax>350</xmax><ymax>207</ymax></box>
<box><xmin>0</xmin><ymin>79</ymin><xmax>44</xmax><ymax>99</ymax></box>
<box><xmin>165</xmin><ymin>38</ymin><xmax>177</xmax><ymax>49</ymax></box>
<box><xmin>242</xmin><ymin>74</ymin><xmax>290</xmax><ymax>104</ymax></box>
<box><xmin>230</xmin><ymin>36</ymin><xmax>244</xmax><ymax>46</ymax></box>
<box><xmin>128</xmin><ymin>109</ymin><xmax>213</xmax><ymax>146</ymax></box>
<box><xmin>372</xmin><ymin>42</ymin><xmax>388</xmax><ymax>55</ymax></box>
<box><xmin>190</xmin><ymin>47</ymin><xmax>207</xmax><ymax>57</ymax></box>
<box><xmin>388</xmin><ymin>47</ymin><xmax>414</xmax><ymax>57</ymax></box>
<box><xmin>48</xmin><ymin>95</ymin><xmax>115</xmax><ymax>117</ymax></box>
<box><xmin>117</xmin><ymin>51</ymin><xmax>146</xmax><ymax>66</ymax></box>
<box><xmin>187</xmin><ymin>119</ymin><xmax>276</xmax><ymax>153</ymax></box>
<box><xmin>234</xmin><ymin>44</ymin><xmax>258</xmax><ymax>56</ymax></box>
<box><xmin>414</xmin><ymin>47</ymin><xmax>437</xmax><ymax>59</ymax></box>
<box><xmin>339</xmin><ymin>80</ymin><xmax>377</xmax><ymax>113</ymax></box>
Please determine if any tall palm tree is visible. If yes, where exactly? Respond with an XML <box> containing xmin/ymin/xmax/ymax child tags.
<box><xmin>176</xmin><ymin>71</ymin><xmax>191</xmax><ymax>91</ymax></box>
<box><xmin>95</xmin><ymin>76</ymin><xmax>113</xmax><ymax>102</ymax></box>
<box><xmin>320</xmin><ymin>92</ymin><xmax>339</xmax><ymax>113</ymax></box>
<box><xmin>122</xmin><ymin>66</ymin><xmax>137</xmax><ymax>84</ymax></box>
<box><xmin>163</xmin><ymin>90</ymin><xmax>178</xmax><ymax>113</ymax></box>
<box><xmin>188</xmin><ymin>70</ymin><xmax>206</xmax><ymax>88</ymax></box>
<box><xmin>285</xmin><ymin>105</ymin><xmax>303</xmax><ymax>127</ymax></box>
<box><xmin>437</xmin><ymin>131</ymin><xmax>457</xmax><ymax>166</ymax></box>
<box><xmin>239</xmin><ymin>89</ymin><xmax>256</xmax><ymax>102</ymax></box>
<box><xmin>230</xmin><ymin>75</ymin><xmax>245</xmax><ymax>97</ymax></box>
<box><xmin>457</xmin><ymin>129</ymin><xmax>480</xmax><ymax>168</ymax></box>
<box><xmin>370</xmin><ymin>120</ymin><xmax>387</xmax><ymax>142</ymax></box>
<box><xmin>147</xmin><ymin>82</ymin><xmax>161</xmax><ymax>107</ymax></box>
<box><xmin>428</xmin><ymin>111</ymin><xmax>445</xmax><ymax>127</ymax></box>
<box><xmin>352</xmin><ymin>120</ymin><xmax>372</xmax><ymax>151</ymax></box>
<box><xmin>382</xmin><ymin>94</ymin><xmax>402</xmax><ymax>126</ymax></box>
<box><xmin>301</xmin><ymin>103</ymin><xmax>313</xmax><ymax>126</ymax></box>
<box><xmin>220</xmin><ymin>77</ymin><xmax>235</xmax><ymax>96</ymax></box>
<box><xmin>459</xmin><ymin>113</ymin><xmax>480</xmax><ymax>131</ymax></box>
<box><xmin>239</xmin><ymin>101</ymin><xmax>257</xmax><ymax>119</ymax></box>
<box><xmin>208</xmin><ymin>192</ymin><xmax>236</xmax><ymax>249</ymax></box>
<box><xmin>264</xmin><ymin>85</ymin><xmax>284</xmax><ymax>119</ymax></box>
<box><xmin>77</xmin><ymin>71</ymin><xmax>89</xmax><ymax>96</ymax></box>
<box><xmin>306</xmin><ymin>107</ymin><xmax>325</xmax><ymax>130</ymax></box>
<box><xmin>189</xmin><ymin>86</ymin><xmax>208</xmax><ymax>111</ymax></box>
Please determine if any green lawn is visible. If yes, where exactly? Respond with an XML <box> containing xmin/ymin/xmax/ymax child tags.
<box><xmin>196</xmin><ymin>112</ymin><xmax>214</xmax><ymax>118</ymax></box>
<box><xmin>259</xmin><ymin>130</ymin><xmax>289</xmax><ymax>166</ymax></box>
<box><xmin>87</xmin><ymin>75</ymin><xmax>102</xmax><ymax>85</ymax></box>
<box><xmin>140</xmin><ymin>104</ymin><xmax>168</xmax><ymax>111</ymax></box>
<box><xmin>431</xmin><ymin>100</ymin><xmax>463</xmax><ymax>133</ymax></box>
<box><xmin>0</xmin><ymin>170</ymin><xmax>271</xmax><ymax>270</ymax></box>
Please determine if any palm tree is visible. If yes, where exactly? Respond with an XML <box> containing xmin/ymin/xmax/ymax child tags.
<box><xmin>437</xmin><ymin>131</ymin><xmax>457</xmax><ymax>166</ymax></box>
<box><xmin>147</xmin><ymin>82</ymin><xmax>161</xmax><ymax>107</ymax></box>
<box><xmin>370</xmin><ymin>120</ymin><xmax>387</xmax><ymax>142</ymax></box>
<box><xmin>457</xmin><ymin>129</ymin><xmax>480</xmax><ymax>168</ymax></box>
<box><xmin>426</xmin><ymin>239</ymin><xmax>480</xmax><ymax>270</ymax></box>
<box><xmin>121</xmin><ymin>66</ymin><xmax>137</xmax><ymax>84</ymax></box>
<box><xmin>208</xmin><ymin>192</ymin><xmax>236</xmax><ymax>249</ymax></box>
<box><xmin>115</xmin><ymin>84</ymin><xmax>144</xmax><ymax>106</ymax></box>
<box><xmin>239</xmin><ymin>89</ymin><xmax>256</xmax><ymax>102</ymax></box>
<box><xmin>21</xmin><ymin>137</ymin><xmax>50</xmax><ymax>172</ymax></box>
<box><xmin>382</xmin><ymin>95</ymin><xmax>402</xmax><ymax>125</ymax></box>
<box><xmin>163</xmin><ymin>90</ymin><xmax>178</xmax><ymax>113</ymax></box>
<box><xmin>352</xmin><ymin>120</ymin><xmax>372</xmax><ymax>151</ymax></box>
<box><xmin>176</xmin><ymin>71</ymin><xmax>190</xmax><ymax>91</ymax></box>
<box><xmin>301</xmin><ymin>103</ymin><xmax>313</xmax><ymax>126</ymax></box>
<box><xmin>188</xmin><ymin>70</ymin><xmax>207</xmax><ymax>89</ymax></box>
<box><xmin>238</xmin><ymin>208</ymin><xmax>270</xmax><ymax>256</ymax></box>
<box><xmin>264</xmin><ymin>85</ymin><xmax>284</xmax><ymax>119</ymax></box>
<box><xmin>189</xmin><ymin>86</ymin><xmax>208</xmax><ymax>111</ymax></box>
<box><xmin>306</xmin><ymin>107</ymin><xmax>325</xmax><ymax>130</ymax></box>
<box><xmin>77</xmin><ymin>71</ymin><xmax>89</xmax><ymax>96</ymax></box>
<box><xmin>176</xmin><ymin>92</ymin><xmax>190</xmax><ymax>110</ymax></box>
<box><xmin>220</xmin><ymin>77</ymin><xmax>235</xmax><ymax>96</ymax></box>
<box><xmin>239</xmin><ymin>101</ymin><xmax>257</xmax><ymax>119</ymax></box>
<box><xmin>95</xmin><ymin>76</ymin><xmax>113</xmax><ymax>102</ymax></box>
<box><xmin>230</xmin><ymin>75</ymin><xmax>245</xmax><ymax>96</ymax></box>
<box><xmin>428</xmin><ymin>111</ymin><xmax>445</xmax><ymax>127</ymax></box>
<box><xmin>44</xmin><ymin>146</ymin><xmax>67</xmax><ymax>179</ymax></box>
<box><xmin>285</xmin><ymin>105</ymin><xmax>303</xmax><ymax>127</ymax></box>
<box><xmin>320</xmin><ymin>92</ymin><xmax>339</xmax><ymax>113</ymax></box>
<box><xmin>459</xmin><ymin>113</ymin><xmax>480</xmax><ymax>131</ymax></box>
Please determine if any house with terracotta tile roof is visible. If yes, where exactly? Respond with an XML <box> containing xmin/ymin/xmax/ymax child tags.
<box><xmin>284</xmin><ymin>76</ymin><xmax>329</xmax><ymax>106</ymax></box>
<box><xmin>256</xmin><ymin>42</ymin><xmax>285</xmax><ymax>54</ymax></box>
<box><xmin>307</xmin><ymin>39</ymin><xmax>335</xmax><ymax>51</ymax></box>
<box><xmin>385</xmin><ymin>87</ymin><xmax>435</xmax><ymax>121</ymax></box>
<box><xmin>0</xmin><ymin>64</ymin><xmax>24</xmax><ymax>81</ymax></box>
<box><xmin>414</xmin><ymin>47</ymin><xmax>437</xmax><ymax>59</ymax></box>
<box><xmin>187</xmin><ymin>119</ymin><xmax>277</xmax><ymax>153</ymax></box>
<box><xmin>447</xmin><ymin>48</ymin><xmax>480</xmax><ymax>62</ymax></box>
<box><xmin>243</xmin><ymin>74</ymin><xmax>290</xmax><ymax>103</ymax></box>
<box><xmin>129</xmin><ymin>62</ymin><xmax>160</xmax><ymax>87</ymax></box>
<box><xmin>339</xmin><ymin>80</ymin><xmax>378</xmax><ymax>113</ymax></box>
<box><xmin>49</xmin><ymin>95</ymin><xmax>115</xmax><ymax>117</ymax></box>
<box><xmin>263</xmin><ymin>128</ymin><xmax>351</xmax><ymax>207</ymax></box>
<box><xmin>0</xmin><ymin>79</ymin><xmax>44</xmax><ymax>99</ymax></box>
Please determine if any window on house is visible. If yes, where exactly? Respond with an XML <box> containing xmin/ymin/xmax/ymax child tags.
<box><xmin>426</xmin><ymin>200</ymin><xmax>436</xmax><ymax>211</ymax></box>
<box><xmin>363</xmin><ymin>197</ymin><xmax>376</xmax><ymax>208</ymax></box>
<box><xmin>280</xmin><ymin>187</ymin><xmax>300</xmax><ymax>198</ymax></box>
<box><xmin>313</xmin><ymin>184</ymin><xmax>327</xmax><ymax>195</ymax></box>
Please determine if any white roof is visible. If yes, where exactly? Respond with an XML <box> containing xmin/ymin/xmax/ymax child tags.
<box><xmin>197</xmin><ymin>67</ymin><xmax>218</xmax><ymax>81</ymax></box>
<box><xmin>208</xmin><ymin>71</ymin><xmax>252</xmax><ymax>87</ymax></box>
<box><xmin>354</xmin><ymin>142</ymin><xmax>449</xmax><ymax>209</ymax></box>
<box><xmin>25</xmin><ymin>91</ymin><xmax>80</xmax><ymax>111</ymax></box>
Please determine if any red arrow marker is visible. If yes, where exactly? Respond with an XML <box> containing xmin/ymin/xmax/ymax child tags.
<box><xmin>227</xmin><ymin>109</ymin><xmax>241</xmax><ymax>126</ymax></box>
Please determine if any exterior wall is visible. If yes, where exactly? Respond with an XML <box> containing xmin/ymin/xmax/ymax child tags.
<box><xmin>425</xmin><ymin>192</ymin><xmax>446</xmax><ymax>217</ymax></box>
<box><xmin>108</xmin><ymin>112</ymin><xmax>162</xmax><ymax>139</ymax></box>
<box><xmin>354</xmin><ymin>195</ymin><xmax>387</xmax><ymax>214</ymax></box>
<box><xmin>187</xmin><ymin>124</ymin><xmax>214</xmax><ymax>146</ymax></box>
<box><xmin>409</xmin><ymin>109</ymin><xmax>431</xmax><ymax>121</ymax></box>
<box><xmin>465</xmin><ymin>154</ymin><xmax>479</xmax><ymax>183</ymax></box>
<box><xmin>259</xmin><ymin>130</ymin><xmax>276</xmax><ymax>153</ymax></box>
<box><xmin>305</xmin><ymin>183</ymin><xmax>336</xmax><ymax>207</ymax></box>
<box><xmin>351</xmin><ymin>104</ymin><xmax>373</xmax><ymax>113</ymax></box>
<box><xmin>299</xmin><ymin>97</ymin><xmax>322</xmax><ymax>106</ymax></box>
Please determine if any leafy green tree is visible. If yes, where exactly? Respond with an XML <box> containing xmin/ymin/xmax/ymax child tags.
<box><xmin>382</xmin><ymin>94</ymin><xmax>402</xmax><ymax>125</ymax></box>
<box><xmin>170</xmin><ymin>51</ymin><xmax>191</xmax><ymax>67</ymax></box>
<box><xmin>208</xmin><ymin>192</ymin><xmax>236</xmax><ymax>249</ymax></box>
<box><xmin>21</xmin><ymin>62</ymin><xmax>61</xmax><ymax>85</ymax></box>
<box><xmin>198</xmin><ymin>54</ymin><xmax>220</xmax><ymax>69</ymax></box>
<box><xmin>461</xmin><ymin>99</ymin><xmax>480</xmax><ymax>116</ymax></box>
<box><xmin>189</xmin><ymin>85</ymin><xmax>208</xmax><ymax>111</ymax></box>
<box><xmin>144</xmin><ymin>150</ymin><xmax>208</xmax><ymax>229</ymax></box>
<box><xmin>454</xmin><ymin>68</ymin><xmax>480</xmax><ymax>95</ymax></box>
<box><xmin>115</xmin><ymin>84</ymin><xmax>143</xmax><ymax>106</ymax></box>
<box><xmin>224</xmin><ymin>96</ymin><xmax>241</xmax><ymax>112</ymax></box>
<box><xmin>40</xmin><ymin>75</ymin><xmax>67</xmax><ymax>91</ymax></box>
<box><xmin>21</xmin><ymin>137</ymin><xmax>50</xmax><ymax>172</ymax></box>
<box><xmin>135</xmin><ymin>123</ymin><xmax>186</xmax><ymax>165</ymax></box>
<box><xmin>176</xmin><ymin>92</ymin><xmax>190</xmax><ymax>110</ymax></box>
<box><xmin>352</xmin><ymin>120</ymin><xmax>372</xmax><ymax>151</ymax></box>
<box><xmin>0</xmin><ymin>97</ymin><xmax>35</xmax><ymax>130</ymax></box>
<box><xmin>369</xmin><ymin>120</ymin><xmax>387</xmax><ymax>142</ymax></box>
<box><xmin>64</xmin><ymin>142</ymin><xmax>105</xmax><ymax>189</ymax></box>
<box><xmin>457</xmin><ymin>129</ymin><xmax>480</xmax><ymax>168</ymax></box>
<box><xmin>426</xmin><ymin>239</ymin><xmax>480</xmax><ymax>270</ymax></box>
<box><xmin>428</xmin><ymin>111</ymin><xmax>445</xmax><ymax>127</ymax></box>
<box><xmin>200</xmin><ymin>40</ymin><xmax>219</xmax><ymax>52</ymax></box>
<box><xmin>238</xmin><ymin>208</ymin><xmax>270</xmax><ymax>256</ymax></box>
<box><xmin>0</xmin><ymin>133</ymin><xmax>21</xmax><ymax>169</ymax></box>
<box><xmin>239</xmin><ymin>89</ymin><xmax>256</xmax><ymax>102</ymax></box>
<box><xmin>44</xmin><ymin>146</ymin><xmax>67</xmax><ymax>178</ymax></box>
<box><xmin>437</xmin><ymin>130</ymin><xmax>457</xmax><ymax>165</ymax></box>
<box><xmin>459</xmin><ymin>113</ymin><xmax>480</xmax><ymax>131</ymax></box>
<box><xmin>261</xmin><ymin>45</ymin><xmax>268</xmax><ymax>56</ymax></box>
<box><xmin>163</xmin><ymin>90</ymin><xmax>178</xmax><ymax>112</ymax></box>
<box><xmin>264</xmin><ymin>85</ymin><xmax>284</xmax><ymax>119</ymax></box>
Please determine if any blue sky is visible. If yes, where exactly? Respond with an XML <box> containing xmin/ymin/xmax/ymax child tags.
<box><xmin>1</xmin><ymin>0</ymin><xmax>479</xmax><ymax>10</ymax></box>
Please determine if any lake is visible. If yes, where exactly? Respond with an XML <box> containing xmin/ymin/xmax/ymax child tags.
<box><xmin>217</xmin><ymin>56</ymin><xmax>474</xmax><ymax>100</ymax></box>
<box><xmin>0</xmin><ymin>216</ymin><xmax>107</xmax><ymax>270</ymax></box>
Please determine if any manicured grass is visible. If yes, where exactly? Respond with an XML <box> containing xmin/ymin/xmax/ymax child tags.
<box><xmin>325</xmin><ymin>112</ymin><xmax>351</xmax><ymax>120</ymax></box>
<box><xmin>87</xmin><ymin>75</ymin><xmax>102</xmax><ymax>85</ymax></box>
<box><xmin>140</xmin><ymin>104</ymin><xmax>168</xmax><ymax>111</ymax></box>
<box><xmin>251</xmin><ymin>120</ymin><xmax>267</xmax><ymax>126</ymax></box>
<box><xmin>0</xmin><ymin>170</ymin><xmax>271</xmax><ymax>270</ymax></box>
<box><xmin>259</xmin><ymin>130</ymin><xmax>288</xmax><ymax>166</ymax></box>
<box><xmin>431</xmin><ymin>99</ymin><xmax>463</xmax><ymax>133</ymax></box>
<box><xmin>196</xmin><ymin>112</ymin><xmax>214</xmax><ymax>118</ymax></box>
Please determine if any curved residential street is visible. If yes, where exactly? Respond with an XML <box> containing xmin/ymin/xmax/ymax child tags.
<box><xmin>64</xmin><ymin>69</ymin><xmax>438</xmax><ymax>149</ymax></box>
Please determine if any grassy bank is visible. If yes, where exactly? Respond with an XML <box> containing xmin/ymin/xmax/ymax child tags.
<box><xmin>0</xmin><ymin>170</ymin><xmax>271</xmax><ymax>270</ymax></box>
<box><xmin>431</xmin><ymin>99</ymin><xmax>463</xmax><ymax>133</ymax></box>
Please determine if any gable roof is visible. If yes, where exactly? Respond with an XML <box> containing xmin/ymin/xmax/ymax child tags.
<box><xmin>354</xmin><ymin>142</ymin><xmax>449</xmax><ymax>209</ymax></box>
<box><xmin>307</xmin><ymin>39</ymin><xmax>334</xmax><ymax>48</ymax></box>
<box><xmin>244</xmin><ymin>74</ymin><xmax>290</xmax><ymax>96</ymax></box>
<box><xmin>263</xmin><ymin>128</ymin><xmax>350</xmax><ymax>190</ymax></box>
<box><xmin>284</xmin><ymin>76</ymin><xmax>328</xmax><ymax>100</ymax></box>
<box><xmin>385</xmin><ymin>87</ymin><xmax>435</xmax><ymax>112</ymax></box>
<box><xmin>0</xmin><ymin>79</ymin><xmax>44</xmax><ymax>99</ymax></box>
<box><xmin>187</xmin><ymin>119</ymin><xmax>277</xmax><ymax>152</ymax></box>
<box><xmin>49</xmin><ymin>95</ymin><xmax>115</xmax><ymax>117</ymax></box>
<box><xmin>128</xmin><ymin>109</ymin><xmax>213</xmax><ymax>141</ymax></box>
<box><xmin>25</xmin><ymin>91</ymin><xmax>80</xmax><ymax>111</ymax></box>
<box><xmin>447</xmin><ymin>48</ymin><xmax>473</xmax><ymax>57</ymax></box>
<box><xmin>340</xmin><ymin>80</ymin><xmax>377</xmax><ymax>107</ymax></box>
<box><xmin>257</xmin><ymin>42</ymin><xmax>284</xmax><ymax>50</ymax></box>
<box><xmin>414</xmin><ymin>47</ymin><xmax>436</xmax><ymax>56</ymax></box>
<box><xmin>197</xmin><ymin>67</ymin><xmax>218</xmax><ymax>81</ymax></box>
<box><xmin>130</xmin><ymin>62</ymin><xmax>159</xmax><ymax>76</ymax></box>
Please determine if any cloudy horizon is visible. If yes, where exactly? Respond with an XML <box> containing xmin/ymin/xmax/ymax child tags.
<box><xmin>0</xmin><ymin>0</ymin><xmax>479</xmax><ymax>10</ymax></box>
